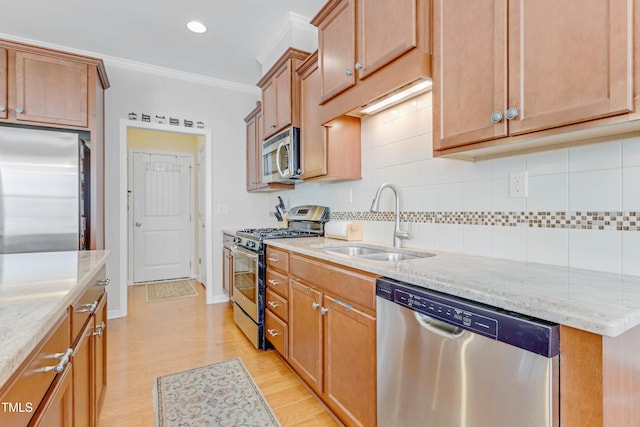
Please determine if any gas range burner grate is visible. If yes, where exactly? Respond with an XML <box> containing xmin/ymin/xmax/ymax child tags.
<box><xmin>238</xmin><ymin>228</ymin><xmax>317</xmax><ymax>239</ymax></box>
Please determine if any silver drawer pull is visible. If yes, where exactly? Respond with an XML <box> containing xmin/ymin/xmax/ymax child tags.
<box><xmin>267</xmin><ymin>328</ymin><xmax>280</xmax><ymax>337</ymax></box>
<box><xmin>268</xmin><ymin>257</ymin><xmax>279</xmax><ymax>262</ymax></box>
<box><xmin>268</xmin><ymin>301</ymin><xmax>280</xmax><ymax>309</ymax></box>
<box><xmin>93</xmin><ymin>321</ymin><xmax>106</xmax><ymax>337</ymax></box>
<box><xmin>311</xmin><ymin>302</ymin><xmax>320</xmax><ymax>310</ymax></box>
<box><xmin>320</xmin><ymin>307</ymin><xmax>329</xmax><ymax>316</ymax></box>
<box><xmin>42</xmin><ymin>348</ymin><xmax>73</xmax><ymax>374</ymax></box>
<box><xmin>97</xmin><ymin>278</ymin><xmax>111</xmax><ymax>286</ymax></box>
<box><xmin>76</xmin><ymin>300</ymin><xmax>98</xmax><ymax>313</ymax></box>
<box><xmin>268</xmin><ymin>279</ymin><xmax>279</xmax><ymax>286</ymax></box>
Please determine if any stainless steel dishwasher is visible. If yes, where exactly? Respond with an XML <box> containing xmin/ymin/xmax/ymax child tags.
<box><xmin>376</xmin><ymin>277</ymin><xmax>560</xmax><ymax>427</ymax></box>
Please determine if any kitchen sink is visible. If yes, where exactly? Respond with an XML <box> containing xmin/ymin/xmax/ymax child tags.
<box><xmin>321</xmin><ymin>244</ymin><xmax>435</xmax><ymax>262</ymax></box>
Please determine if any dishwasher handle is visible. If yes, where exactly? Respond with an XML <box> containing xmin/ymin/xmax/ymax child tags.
<box><xmin>415</xmin><ymin>312</ymin><xmax>465</xmax><ymax>339</ymax></box>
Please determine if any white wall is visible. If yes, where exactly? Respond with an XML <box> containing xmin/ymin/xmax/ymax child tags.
<box><xmin>275</xmin><ymin>91</ymin><xmax>640</xmax><ymax>277</ymax></box>
<box><xmin>104</xmin><ymin>65</ymin><xmax>272</xmax><ymax>318</ymax></box>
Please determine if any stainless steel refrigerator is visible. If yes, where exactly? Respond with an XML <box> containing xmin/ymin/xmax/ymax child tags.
<box><xmin>0</xmin><ymin>126</ymin><xmax>89</xmax><ymax>254</ymax></box>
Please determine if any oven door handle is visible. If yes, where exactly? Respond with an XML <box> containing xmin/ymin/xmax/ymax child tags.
<box><xmin>276</xmin><ymin>141</ymin><xmax>289</xmax><ymax>177</ymax></box>
<box><xmin>231</xmin><ymin>245</ymin><xmax>258</xmax><ymax>259</ymax></box>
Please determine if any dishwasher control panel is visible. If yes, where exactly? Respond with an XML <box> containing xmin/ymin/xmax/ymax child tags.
<box><xmin>395</xmin><ymin>289</ymin><xmax>498</xmax><ymax>338</ymax></box>
<box><xmin>376</xmin><ymin>277</ymin><xmax>560</xmax><ymax>357</ymax></box>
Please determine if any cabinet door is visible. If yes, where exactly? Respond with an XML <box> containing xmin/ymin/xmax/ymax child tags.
<box><xmin>0</xmin><ymin>48</ymin><xmax>7</xmax><ymax>119</ymax></box>
<box><xmin>323</xmin><ymin>295</ymin><xmax>376</xmax><ymax>427</ymax></box>
<box><xmin>261</xmin><ymin>79</ymin><xmax>278</xmax><ymax>139</ymax></box>
<box><xmin>357</xmin><ymin>0</ymin><xmax>417</xmax><ymax>80</ymax></box>
<box><xmin>222</xmin><ymin>247</ymin><xmax>231</xmax><ymax>295</ymax></box>
<box><xmin>93</xmin><ymin>295</ymin><xmax>107</xmax><ymax>417</ymax></box>
<box><xmin>300</xmin><ymin>56</ymin><xmax>327</xmax><ymax>180</ymax></box>
<box><xmin>254</xmin><ymin>110</ymin><xmax>267</xmax><ymax>190</ymax></box>
<box><xmin>246</xmin><ymin>115</ymin><xmax>257</xmax><ymax>191</ymax></box>
<box><xmin>72</xmin><ymin>317</ymin><xmax>94</xmax><ymax>427</ymax></box>
<box><xmin>15</xmin><ymin>51</ymin><xmax>88</xmax><ymax>127</ymax></box>
<box><xmin>318</xmin><ymin>0</ymin><xmax>357</xmax><ymax>103</ymax></box>
<box><xmin>28</xmin><ymin>364</ymin><xmax>73</xmax><ymax>427</ymax></box>
<box><xmin>288</xmin><ymin>279</ymin><xmax>323</xmax><ymax>394</ymax></box>
<box><xmin>433</xmin><ymin>0</ymin><xmax>508</xmax><ymax>151</ymax></box>
<box><xmin>508</xmin><ymin>0</ymin><xmax>632</xmax><ymax>136</ymax></box>
<box><xmin>274</xmin><ymin>61</ymin><xmax>292</xmax><ymax>131</ymax></box>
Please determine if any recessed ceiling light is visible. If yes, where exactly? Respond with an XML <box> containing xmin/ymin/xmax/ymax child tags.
<box><xmin>187</xmin><ymin>21</ymin><xmax>207</xmax><ymax>34</ymax></box>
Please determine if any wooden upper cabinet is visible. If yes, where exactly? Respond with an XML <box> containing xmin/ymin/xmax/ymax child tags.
<box><xmin>15</xmin><ymin>51</ymin><xmax>89</xmax><ymax>127</ymax></box>
<box><xmin>316</xmin><ymin>0</ymin><xmax>357</xmax><ymax>103</ymax></box>
<box><xmin>433</xmin><ymin>0</ymin><xmax>508</xmax><ymax>150</ymax></box>
<box><xmin>312</xmin><ymin>0</ymin><xmax>431</xmax><ymax>123</ymax></box>
<box><xmin>357</xmin><ymin>0</ymin><xmax>418</xmax><ymax>80</ymax></box>
<box><xmin>433</xmin><ymin>0</ymin><xmax>633</xmax><ymax>153</ymax></box>
<box><xmin>0</xmin><ymin>48</ymin><xmax>6</xmax><ymax>119</ymax></box>
<box><xmin>507</xmin><ymin>0</ymin><xmax>632</xmax><ymax>136</ymax></box>
<box><xmin>298</xmin><ymin>51</ymin><xmax>362</xmax><ymax>182</ymax></box>
<box><xmin>257</xmin><ymin>48</ymin><xmax>309</xmax><ymax>141</ymax></box>
<box><xmin>245</xmin><ymin>102</ymin><xmax>262</xmax><ymax>191</ymax></box>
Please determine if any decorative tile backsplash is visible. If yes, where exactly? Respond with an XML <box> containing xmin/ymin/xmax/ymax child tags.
<box><xmin>330</xmin><ymin>211</ymin><xmax>640</xmax><ymax>231</ymax></box>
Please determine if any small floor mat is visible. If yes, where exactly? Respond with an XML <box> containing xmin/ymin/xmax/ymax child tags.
<box><xmin>145</xmin><ymin>280</ymin><xmax>198</xmax><ymax>302</ymax></box>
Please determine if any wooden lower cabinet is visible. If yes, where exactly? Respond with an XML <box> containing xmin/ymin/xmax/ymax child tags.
<box><xmin>323</xmin><ymin>295</ymin><xmax>376</xmax><ymax>427</ymax></box>
<box><xmin>288</xmin><ymin>275</ymin><xmax>377</xmax><ymax>427</ymax></box>
<box><xmin>28</xmin><ymin>363</ymin><xmax>74</xmax><ymax>427</ymax></box>
<box><xmin>72</xmin><ymin>316</ymin><xmax>94</xmax><ymax>427</ymax></box>
<box><xmin>93</xmin><ymin>295</ymin><xmax>107</xmax><ymax>415</ymax></box>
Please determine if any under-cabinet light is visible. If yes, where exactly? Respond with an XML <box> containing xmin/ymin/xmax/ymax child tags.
<box><xmin>187</xmin><ymin>21</ymin><xmax>207</xmax><ymax>34</ymax></box>
<box><xmin>360</xmin><ymin>80</ymin><xmax>433</xmax><ymax>115</ymax></box>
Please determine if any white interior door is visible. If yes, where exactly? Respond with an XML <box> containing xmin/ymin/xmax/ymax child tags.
<box><xmin>132</xmin><ymin>152</ymin><xmax>192</xmax><ymax>283</ymax></box>
<box><xmin>197</xmin><ymin>145</ymin><xmax>207</xmax><ymax>287</ymax></box>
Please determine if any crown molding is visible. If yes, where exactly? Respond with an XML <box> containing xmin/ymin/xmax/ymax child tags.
<box><xmin>256</xmin><ymin>12</ymin><xmax>316</xmax><ymax>67</ymax></box>
<box><xmin>0</xmin><ymin>32</ymin><xmax>260</xmax><ymax>95</ymax></box>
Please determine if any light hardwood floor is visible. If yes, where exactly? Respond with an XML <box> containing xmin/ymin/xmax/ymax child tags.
<box><xmin>98</xmin><ymin>282</ymin><xmax>340</xmax><ymax>426</ymax></box>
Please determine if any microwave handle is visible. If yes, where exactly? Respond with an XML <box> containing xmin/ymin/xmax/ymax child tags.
<box><xmin>276</xmin><ymin>141</ymin><xmax>287</xmax><ymax>177</ymax></box>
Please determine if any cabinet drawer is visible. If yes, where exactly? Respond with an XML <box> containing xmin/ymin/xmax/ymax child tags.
<box><xmin>266</xmin><ymin>269</ymin><xmax>288</xmax><ymax>298</ymax></box>
<box><xmin>266</xmin><ymin>289</ymin><xmax>288</xmax><ymax>322</ymax></box>
<box><xmin>0</xmin><ymin>313</ymin><xmax>70</xmax><ymax>427</ymax></box>
<box><xmin>71</xmin><ymin>266</ymin><xmax>106</xmax><ymax>342</ymax></box>
<box><xmin>290</xmin><ymin>254</ymin><xmax>377</xmax><ymax>311</ymax></box>
<box><xmin>266</xmin><ymin>247</ymin><xmax>289</xmax><ymax>274</ymax></box>
<box><xmin>265</xmin><ymin>310</ymin><xmax>288</xmax><ymax>359</ymax></box>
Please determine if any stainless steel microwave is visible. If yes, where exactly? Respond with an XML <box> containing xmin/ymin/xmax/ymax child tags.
<box><xmin>262</xmin><ymin>127</ymin><xmax>301</xmax><ymax>183</ymax></box>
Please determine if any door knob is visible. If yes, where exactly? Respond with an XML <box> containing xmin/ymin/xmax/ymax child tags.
<box><xmin>490</xmin><ymin>111</ymin><xmax>503</xmax><ymax>124</ymax></box>
<box><xmin>355</xmin><ymin>61</ymin><xmax>363</xmax><ymax>70</ymax></box>
<box><xmin>15</xmin><ymin>107</ymin><xmax>24</xmax><ymax>114</ymax></box>
<box><xmin>505</xmin><ymin>107</ymin><xmax>519</xmax><ymax>120</ymax></box>
<box><xmin>135</xmin><ymin>222</ymin><xmax>142</xmax><ymax>227</ymax></box>
<box><xmin>345</xmin><ymin>69</ymin><xmax>353</xmax><ymax>76</ymax></box>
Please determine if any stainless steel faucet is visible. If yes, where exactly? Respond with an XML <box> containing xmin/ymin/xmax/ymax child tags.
<box><xmin>369</xmin><ymin>183</ymin><xmax>410</xmax><ymax>248</ymax></box>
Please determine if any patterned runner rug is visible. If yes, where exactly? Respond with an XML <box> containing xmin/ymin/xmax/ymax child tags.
<box><xmin>146</xmin><ymin>280</ymin><xmax>198</xmax><ymax>302</ymax></box>
<box><xmin>154</xmin><ymin>357</ymin><xmax>281</xmax><ymax>427</ymax></box>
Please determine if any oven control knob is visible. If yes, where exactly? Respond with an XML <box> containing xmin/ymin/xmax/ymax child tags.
<box><xmin>233</xmin><ymin>237</ymin><xmax>241</xmax><ymax>244</ymax></box>
<box><xmin>247</xmin><ymin>241</ymin><xmax>255</xmax><ymax>248</ymax></box>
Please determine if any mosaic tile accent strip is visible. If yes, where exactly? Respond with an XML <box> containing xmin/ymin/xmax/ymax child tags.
<box><xmin>329</xmin><ymin>211</ymin><xmax>640</xmax><ymax>231</ymax></box>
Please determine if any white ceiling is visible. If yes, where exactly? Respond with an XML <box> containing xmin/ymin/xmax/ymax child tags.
<box><xmin>1</xmin><ymin>0</ymin><xmax>326</xmax><ymax>87</ymax></box>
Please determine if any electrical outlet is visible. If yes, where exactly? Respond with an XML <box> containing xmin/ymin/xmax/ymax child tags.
<box><xmin>509</xmin><ymin>171</ymin><xmax>528</xmax><ymax>198</ymax></box>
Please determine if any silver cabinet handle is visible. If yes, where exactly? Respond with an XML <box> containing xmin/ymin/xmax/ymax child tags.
<box><xmin>135</xmin><ymin>222</ymin><xmax>142</xmax><ymax>227</ymax></box>
<box><xmin>97</xmin><ymin>278</ymin><xmax>110</xmax><ymax>287</ymax></box>
<box><xmin>0</xmin><ymin>105</ymin><xmax>5</xmax><ymax>112</ymax></box>
<box><xmin>490</xmin><ymin>111</ymin><xmax>503</xmax><ymax>124</ymax></box>
<box><xmin>42</xmin><ymin>348</ymin><xmax>73</xmax><ymax>374</ymax></box>
<box><xmin>355</xmin><ymin>61</ymin><xmax>363</xmax><ymax>70</ymax></box>
<box><xmin>345</xmin><ymin>69</ymin><xmax>353</xmax><ymax>76</ymax></box>
<box><xmin>267</xmin><ymin>328</ymin><xmax>280</xmax><ymax>337</ymax></box>
<box><xmin>93</xmin><ymin>321</ymin><xmax>106</xmax><ymax>337</ymax></box>
<box><xmin>505</xmin><ymin>107</ymin><xmax>519</xmax><ymax>120</ymax></box>
<box><xmin>271</xmin><ymin>123</ymin><xmax>276</xmax><ymax>128</ymax></box>
<box><xmin>76</xmin><ymin>300</ymin><xmax>98</xmax><ymax>313</ymax></box>
<box><xmin>268</xmin><ymin>279</ymin><xmax>279</xmax><ymax>286</ymax></box>
<box><xmin>311</xmin><ymin>302</ymin><xmax>320</xmax><ymax>310</ymax></box>
<box><xmin>15</xmin><ymin>107</ymin><xmax>23</xmax><ymax>114</ymax></box>
<box><xmin>268</xmin><ymin>257</ymin><xmax>279</xmax><ymax>262</ymax></box>
<box><xmin>320</xmin><ymin>307</ymin><xmax>329</xmax><ymax>315</ymax></box>
<box><xmin>268</xmin><ymin>301</ymin><xmax>280</xmax><ymax>309</ymax></box>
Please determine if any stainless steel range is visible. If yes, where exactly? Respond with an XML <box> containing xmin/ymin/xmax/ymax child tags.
<box><xmin>231</xmin><ymin>205</ymin><xmax>330</xmax><ymax>349</ymax></box>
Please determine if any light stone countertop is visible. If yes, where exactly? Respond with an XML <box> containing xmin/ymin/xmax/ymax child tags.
<box><xmin>0</xmin><ymin>250</ymin><xmax>110</xmax><ymax>389</ymax></box>
<box><xmin>265</xmin><ymin>237</ymin><xmax>640</xmax><ymax>337</ymax></box>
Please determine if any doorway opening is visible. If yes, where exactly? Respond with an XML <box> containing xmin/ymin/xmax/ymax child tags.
<box><xmin>118</xmin><ymin>120</ymin><xmax>213</xmax><ymax>318</ymax></box>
